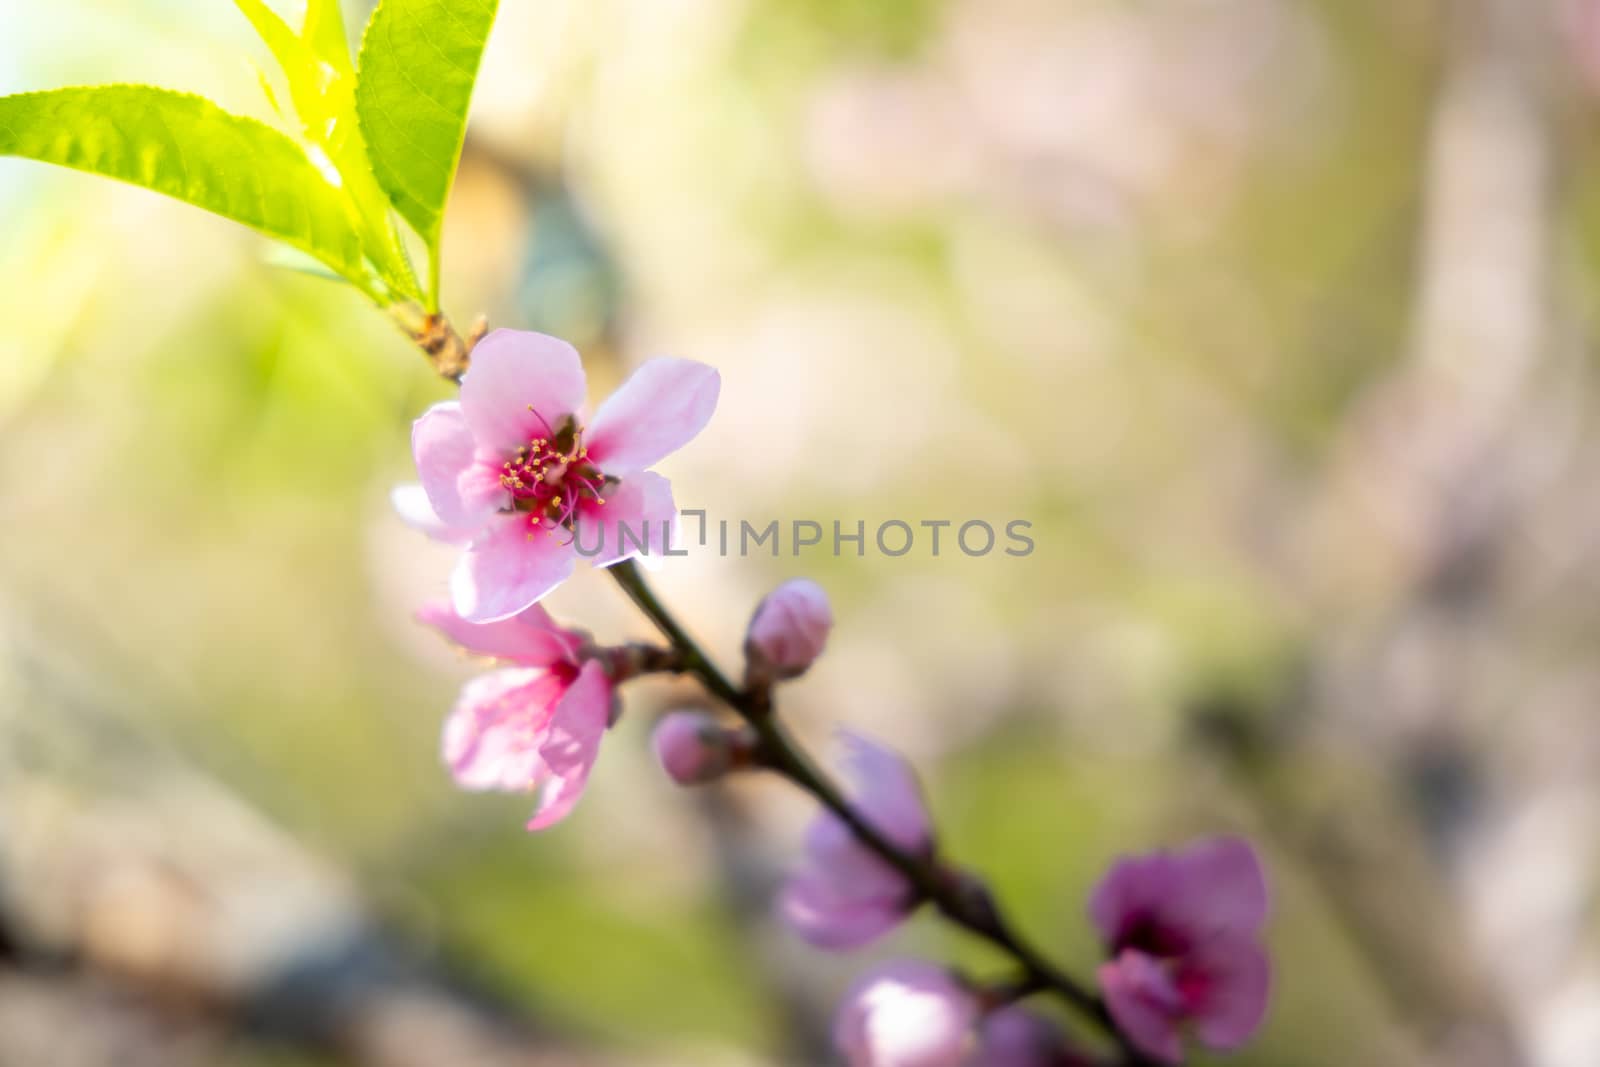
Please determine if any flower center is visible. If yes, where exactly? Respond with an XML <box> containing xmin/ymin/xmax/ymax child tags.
<box><xmin>499</xmin><ymin>411</ymin><xmax>610</xmax><ymax>531</ymax></box>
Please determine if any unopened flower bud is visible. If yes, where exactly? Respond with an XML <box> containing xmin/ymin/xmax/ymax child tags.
<box><xmin>833</xmin><ymin>960</ymin><xmax>977</xmax><ymax>1067</ymax></box>
<box><xmin>744</xmin><ymin>578</ymin><xmax>833</xmax><ymax>683</ymax></box>
<box><xmin>652</xmin><ymin>711</ymin><xmax>746</xmax><ymax>785</ymax></box>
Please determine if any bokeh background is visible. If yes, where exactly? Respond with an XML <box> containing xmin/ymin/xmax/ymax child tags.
<box><xmin>3</xmin><ymin>0</ymin><xmax>1600</xmax><ymax>1064</ymax></box>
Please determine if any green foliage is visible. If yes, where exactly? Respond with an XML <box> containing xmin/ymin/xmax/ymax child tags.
<box><xmin>355</xmin><ymin>0</ymin><xmax>499</xmax><ymax>303</ymax></box>
<box><xmin>0</xmin><ymin>0</ymin><xmax>510</xmax><ymax>311</ymax></box>
<box><xmin>234</xmin><ymin>0</ymin><xmax>422</xmax><ymax>301</ymax></box>
<box><xmin>0</xmin><ymin>86</ymin><xmax>374</xmax><ymax>289</ymax></box>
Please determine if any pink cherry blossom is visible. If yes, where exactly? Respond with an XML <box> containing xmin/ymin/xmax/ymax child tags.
<box><xmin>422</xmin><ymin>601</ymin><xmax>613</xmax><ymax>831</ymax></box>
<box><xmin>409</xmin><ymin>329</ymin><xmax>719</xmax><ymax>622</ymax></box>
<box><xmin>745</xmin><ymin>578</ymin><xmax>834</xmax><ymax>682</ymax></box>
<box><xmin>780</xmin><ymin>732</ymin><xmax>932</xmax><ymax>949</ymax></box>
<box><xmin>833</xmin><ymin>960</ymin><xmax>977</xmax><ymax>1067</ymax></box>
<box><xmin>1088</xmin><ymin>835</ymin><xmax>1271</xmax><ymax>1063</ymax></box>
<box><xmin>651</xmin><ymin>710</ymin><xmax>745</xmax><ymax>785</ymax></box>
<box><xmin>391</xmin><ymin>483</ymin><xmax>474</xmax><ymax>543</ymax></box>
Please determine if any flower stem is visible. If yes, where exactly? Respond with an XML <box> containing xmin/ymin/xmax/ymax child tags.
<box><xmin>607</xmin><ymin>559</ymin><xmax>1145</xmax><ymax>1061</ymax></box>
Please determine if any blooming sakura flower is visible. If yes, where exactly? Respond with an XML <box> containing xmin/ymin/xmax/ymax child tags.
<box><xmin>421</xmin><ymin>601</ymin><xmax>613</xmax><ymax>831</ymax></box>
<box><xmin>1089</xmin><ymin>836</ymin><xmax>1271</xmax><ymax>1063</ymax></box>
<box><xmin>745</xmin><ymin>578</ymin><xmax>834</xmax><ymax>682</ymax></box>
<box><xmin>780</xmin><ymin>732</ymin><xmax>932</xmax><ymax>949</ymax></box>
<box><xmin>833</xmin><ymin>960</ymin><xmax>977</xmax><ymax>1067</ymax></box>
<box><xmin>410</xmin><ymin>329</ymin><xmax>719</xmax><ymax>622</ymax></box>
<box><xmin>978</xmin><ymin>1008</ymin><xmax>1093</xmax><ymax>1067</ymax></box>
<box><xmin>651</xmin><ymin>710</ymin><xmax>748</xmax><ymax>785</ymax></box>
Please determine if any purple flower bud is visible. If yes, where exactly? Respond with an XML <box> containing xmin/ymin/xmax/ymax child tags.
<box><xmin>745</xmin><ymin>578</ymin><xmax>833</xmax><ymax>682</ymax></box>
<box><xmin>779</xmin><ymin>732</ymin><xmax>932</xmax><ymax>949</ymax></box>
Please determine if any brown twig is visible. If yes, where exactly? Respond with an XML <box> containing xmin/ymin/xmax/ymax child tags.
<box><xmin>391</xmin><ymin>304</ymin><xmax>476</xmax><ymax>382</ymax></box>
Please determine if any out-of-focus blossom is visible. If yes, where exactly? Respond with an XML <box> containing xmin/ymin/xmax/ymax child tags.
<box><xmin>745</xmin><ymin>578</ymin><xmax>834</xmax><ymax>682</ymax></box>
<box><xmin>1089</xmin><ymin>836</ymin><xmax>1271</xmax><ymax>1063</ymax></box>
<box><xmin>978</xmin><ymin>1007</ymin><xmax>1093</xmax><ymax>1067</ymax></box>
<box><xmin>651</xmin><ymin>710</ymin><xmax>747</xmax><ymax>785</ymax></box>
<box><xmin>421</xmin><ymin>601</ymin><xmax>612</xmax><ymax>831</ymax></box>
<box><xmin>833</xmin><ymin>960</ymin><xmax>977</xmax><ymax>1067</ymax></box>
<box><xmin>408</xmin><ymin>329</ymin><xmax>719</xmax><ymax>621</ymax></box>
<box><xmin>780</xmin><ymin>732</ymin><xmax>932</xmax><ymax>949</ymax></box>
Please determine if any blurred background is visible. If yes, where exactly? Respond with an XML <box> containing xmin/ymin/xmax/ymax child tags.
<box><xmin>3</xmin><ymin>0</ymin><xmax>1600</xmax><ymax>1064</ymax></box>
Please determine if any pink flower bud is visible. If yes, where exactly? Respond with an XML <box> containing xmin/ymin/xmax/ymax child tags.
<box><xmin>745</xmin><ymin>578</ymin><xmax>833</xmax><ymax>681</ymax></box>
<box><xmin>652</xmin><ymin>711</ymin><xmax>741</xmax><ymax>785</ymax></box>
<box><xmin>834</xmin><ymin>961</ymin><xmax>977</xmax><ymax>1067</ymax></box>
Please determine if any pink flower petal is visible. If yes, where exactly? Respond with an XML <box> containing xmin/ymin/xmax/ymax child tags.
<box><xmin>1169</xmin><ymin>836</ymin><xmax>1270</xmax><ymax>939</ymax></box>
<box><xmin>441</xmin><ymin>668</ymin><xmax>564</xmax><ymax>792</ymax></box>
<box><xmin>459</xmin><ymin>329</ymin><xmax>588</xmax><ymax>454</ymax></box>
<box><xmin>585</xmin><ymin>358</ymin><xmax>720</xmax><ymax>475</ymax></box>
<box><xmin>451</xmin><ymin>515</ymin><xmax>578</xmax><ymax>623</ymax></box>
<box><xmin>1188</xmin><ymin>933</ymin><xmax>1271</xmax><ymax>1051</ymax></box>
<box><xmin>1089</xmin><ymin>836</ymin><xmax>1269</xmax><ymax>950</ymax></box>
<box><xmin>417</xmin><ymin>601</ymin><xmax>580</xmax><ymax>666</ymax></box>
<box><xmin>838</xmin><ymin>732</ymin><xmax>932</xmax><ymax>853</ymax></box>
<box><xmin>573</xmin><ymin>470</ymin><xmax>678</xmax><ymax>569</ymax></box>
<box><xmin>413</xmin><ymin>402</ymin><xmax>505</xmax><ymax>530</ymax></box>
<box><xmin>1088</xmin><ymin>851</ymin><xmax>1184</xmax><ymax>947</ymax></box>
<box><xmin>781</xmin><ymin>872</ymin><xmax>907</xmax><ymax>949</ymax></box>
<box><xmin>390</xmin><ymin>483</ymin><xmax>475</xmax><ymax>544</ymax></box>
<box><xmin>1099</xmin><ymin>951</ymin><xmax>1186</xmax><ymax>1065</ymax></box>
<box><xmin>804</xmin><ymin>815</ymin><xmax>910</xmax><ymax>902</ymax></box>
<box><xmin>527</xmin><ymin>661</ymin><xmax>612</xmax><ymax>830</ymax></box>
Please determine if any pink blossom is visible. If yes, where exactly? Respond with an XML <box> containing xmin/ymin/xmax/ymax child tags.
<box><xmin>978</xmin><ymin>1008</ymin><xmax>1093</xmax><ymax>1067</ymax></box>
<box><xmin>833</xmin><ymin>960</ymin><xmax>977</xmax><ymax>1067</ymax></box>
<box><xmin>745</xmin><ymin>578</ymin><xmax>833</xmax><ymax>681</ymax></box>
<box><xmin>422</xmin><ymin>601</ymin><xmax>613</xmax><ymax>831</ymax></box>
<box><xmin>780</xmin><ymin>732</ymin><xmax>932</xmax><ymax>949</ymax></box>
<box><xmin>1089</xmin><ymin>836</ymin><xmax>1271</xmax><ymax>1063</ymax></box>
<box><xmin>390</xmin><ymin>483</ymin><xmax>474</xmax><ymax>544</ymax></box>
<box><xmin>409</xmin><ymin>329</ymin><xmax>719</xmax><ymax>622</ymax></box>
<box><xmin>651</xmin><ymin>710</ymin><xmax>744</xmax><ymax>785</ymax></box>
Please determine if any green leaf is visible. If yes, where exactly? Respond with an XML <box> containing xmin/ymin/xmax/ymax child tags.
<box><xmin>0</xmin><ymin>85</ymin><xmax>374</xmax><ymax>287</ymax></box>
<box><xmin>234</xmin><ymin>0</ymin><xmax>422</xmax><ymax>301</ymax></box>
<box><xmin>235</xmin><ymin>0</ymin><xmax>315</xmax><ymax>104</ymax></box>
<box><xmin>304</xmin><ymin>0</ymin><xmax>356</xmax><ymax>76</ymax></box>
<box><xmin>355</xmin><ymin>0</ymin><xmax>498</xmax><ymax>298</ymax></box>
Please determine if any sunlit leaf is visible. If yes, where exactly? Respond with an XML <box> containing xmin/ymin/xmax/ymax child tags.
<box><xmin>0</xmin><ymin>85</ymin><xmax>373</xmax><ymax>287</ymax></box>
<box><xmin>355</xmin><ymin>0</ymin><xmax>498</xmax><ymax>299</ymax></box>
<box><xmin>235</xmin><ymin>0</ymin><xmax>422</xmax><ymax>301</ymax></box>
<box><xmin>235</xmin><ymin>0</ymin><xmax>316</xmax><ymax>105</ymax></box>
<box><xmin>304</xmin><ymin>0</ymin><xmax>357</xmax><ymax>76</ymax></box>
